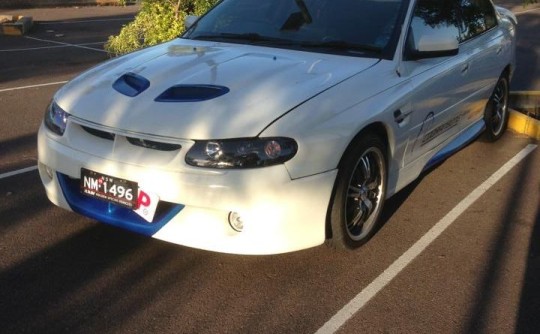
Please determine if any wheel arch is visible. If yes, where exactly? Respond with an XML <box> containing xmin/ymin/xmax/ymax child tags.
<box><xmin>337</xmin><ymin>122</ymin><xmax>392</xmax><ymax>170</ymax></box>
<box><xmin>502</xmin><ymin>64</ymin><xmax>511</xmax><ymax>81</ymax></box>
<box><xmin>326</xmin><ymin>121</ymin><xmax>393</xmax><ymax>239</ymax></box>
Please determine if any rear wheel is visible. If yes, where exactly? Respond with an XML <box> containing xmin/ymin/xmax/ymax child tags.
<box><xmin>484</xmin><ymin>75</ymin><xmax>509</xmax><ymax>141</ymax></box>
<box><xmin>328</xmin><ymin>133</ymin><xmax>387</xmax><ymax>249</ymax></box>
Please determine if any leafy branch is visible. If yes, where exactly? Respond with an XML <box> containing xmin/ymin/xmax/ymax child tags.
<box><xmin>105</xmin><ymin>0</ymin><xmax>218</xmax><ymax>55</ymax></box>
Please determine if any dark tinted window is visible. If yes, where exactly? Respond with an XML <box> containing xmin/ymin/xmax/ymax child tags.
<box><xmin>185</xmin><ymin>0</ymin><xmax>407</xmax><ymax>58</ymax></box>
<box><xmin>460</xmin><ymin>0</ymin><xmax>497</xmax><ymax>40</ymax></box>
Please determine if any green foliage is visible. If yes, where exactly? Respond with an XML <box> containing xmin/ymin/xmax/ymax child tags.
<box><xmin>105</xmin><ymin>0</ymin><xmax>218</xmax><ymax>56</ymax></box>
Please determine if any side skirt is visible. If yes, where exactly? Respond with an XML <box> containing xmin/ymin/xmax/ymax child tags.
<box><xmin>423</xmin><ymin>120</ymin><xmax>486</xmax><ymax>171</ymax></box>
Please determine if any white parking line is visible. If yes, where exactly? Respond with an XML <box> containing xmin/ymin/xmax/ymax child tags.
<box><xmin>24</xmin><ymin>36</ymin><xmax>107</xmax><ymax>53</ymax></box>
<box><xmin>0</xmin><ymin>166</ymin><xmax>38</xmax><ymax>180</ymax></box>
<box><xmin>315</xmin><ymin>144</ymin><xmax>538</xmax><ymax>334</ymax></box>
<box><xmin>0</xmin><ymin>81</ymin><xmax>68</xmax><ymax>93</ymax></box>
<box><xmin>0</xmin><ymin>41</ymin><xmax>105</xmax><ymax>52</ymax></box>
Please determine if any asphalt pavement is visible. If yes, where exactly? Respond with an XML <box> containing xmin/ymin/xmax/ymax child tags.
<box><xmin>0</xmin><ymin>4</ymin><xmax>539</xmax><ymax>334</ymax></box>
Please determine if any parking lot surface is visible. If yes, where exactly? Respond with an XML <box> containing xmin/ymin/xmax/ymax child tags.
<box><xmin>0</xmin><ymin>4</ymin><xmax>539</xmax><ymax>334</ymax></box>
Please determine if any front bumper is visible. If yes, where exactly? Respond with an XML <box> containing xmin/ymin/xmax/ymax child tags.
<box><xmin>37</xmin><ymin>122</ymin><xmax>337</xmax><ymax>254</ymax></box>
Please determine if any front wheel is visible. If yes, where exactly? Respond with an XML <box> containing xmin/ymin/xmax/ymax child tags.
<box><xmin>484</xmin><ymin>75</ymin><xmax>509</xmax><ymax>141</ymax></box>
<box><xmin>328</xmin><ymin>133</ymin><xmax>387</xmax><ymax>249</ymax></box>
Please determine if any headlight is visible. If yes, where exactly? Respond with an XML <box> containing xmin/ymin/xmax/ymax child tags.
<box><xmin>186</xmin><ymin>137</ymin><xmax>298</xmax><ymax>168</ymax></box>
<box><xmin>44</xmin><ymin>101</ymin><xmax>70</xmax><ymax>136</ymax></box>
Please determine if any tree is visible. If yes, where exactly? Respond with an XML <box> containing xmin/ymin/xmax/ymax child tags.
<box><xmin>105</xmin><ymin>0</ymin><xmax>218</xmax><ymax>55</ymax></box>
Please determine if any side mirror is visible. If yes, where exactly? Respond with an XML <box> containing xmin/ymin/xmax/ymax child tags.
<box><xmin>408</xmin><ymin>25</ymin><xmax>459</xmax><ymax>60</ymax></box>
<box><xmin>185</xmin><ymin>15</ymin><xmax>198</xmax><ymax>30</ymax></box>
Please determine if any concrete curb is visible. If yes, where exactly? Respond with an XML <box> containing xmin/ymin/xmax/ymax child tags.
<box><xmin>508</xmin><ymin>91</ymin><xmax>540</xmax><ymax>140</ymax></box>
<box><xmin>0</xmin><ymin>14</ymin><xmax>33</xmax><ymax>35</ymax></box>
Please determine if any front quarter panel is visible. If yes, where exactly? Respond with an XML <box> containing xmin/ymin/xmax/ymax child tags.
<box><xmin>261</xmin><ymin>60</ymin><xmax>413</xmax><ymax>196</ymax></box>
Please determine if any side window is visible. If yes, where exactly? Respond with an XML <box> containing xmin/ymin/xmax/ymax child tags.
<box><xmin>407</xmin><ymin>0</ymin><xmax>461</xmax><ymax>49</ymax></box>
<box><xmin>460</xmin><ymin>0</ymin><xmax>498</xmax><ymax>41</ymax></box>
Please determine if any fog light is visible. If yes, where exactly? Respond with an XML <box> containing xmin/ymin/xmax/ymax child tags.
<box><xmin>228</xmin><ymin>211</ymin><xmax>244</xmax><ymax>232</ymax></box>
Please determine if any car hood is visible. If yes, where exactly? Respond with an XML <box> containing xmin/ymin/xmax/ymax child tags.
<box><xmin>55</xmin><ymin>39</ymin><xmax>379</xmax><ymax>139</ymax></box>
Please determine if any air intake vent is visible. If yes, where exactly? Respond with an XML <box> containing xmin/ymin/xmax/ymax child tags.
<box><xmin>113</xmin><ymin>72</ymin><xmax>150</xmax><ymax>97</ymax></box>
<box><xmin>127</xmin><ymin>137</ymin><xmax>181</xmax><ymax>151</ymax></box>
<box><xmin>155</xmin><ymin>85</ymin><xmax>229</xmax><ymax>102</ymax></box>
<box><xmin>82</xmin><ymin>126</ymin><xmax>115</xmax><ymax>140</ymax></box>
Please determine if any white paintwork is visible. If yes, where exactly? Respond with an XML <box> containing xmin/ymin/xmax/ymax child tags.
<box><xmin>54</xmin><ymin>40</ymin><xmax>377</xmax><ymax>139</ymax></box>
<box><xmin>37</xmin><ymin>123</ymin><xmax>336</xmax><ymax>254</ymax></box>
<box><xmin>37</xmin><ymin>0</ymin><xmax>517</xmax><ymax>254</ymax></box>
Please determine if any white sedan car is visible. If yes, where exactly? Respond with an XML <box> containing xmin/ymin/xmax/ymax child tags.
<box><xmin>38</xmin><ymin>0</ymin><xmax>517</xmax><ymax>254</ymax></box>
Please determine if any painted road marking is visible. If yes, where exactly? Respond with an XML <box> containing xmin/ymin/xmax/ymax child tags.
<box><xmin>0</xmin><ymin>166</ymin><xmax>38</xmax><ymax>180</ymax></box>
<box><xmin>24</xmin><ymin>36</ymin><xmax>107</xmax><ymax>53</ymax></box>
<box><xmin>0</xmin><ymin>41</ymin><xmax>105</xmax><ymax>52</ymax></box>
<box><xmin>315</xmin><ymin>144</ymin><xmax>538</xmax><ymax>334</ymax></box>
<box><xmin>0</xmin><ymin>81</ymin><xmax>68</xmax><ymax>93</ymax></box>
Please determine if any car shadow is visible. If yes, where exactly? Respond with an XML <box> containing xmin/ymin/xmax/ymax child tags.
<box><xmin>461</xmin><ymin>138</ymin><xmax>537</xmax><ymax>333</ymax></box>
<box><xmin>515</xmin><ymin>189</ymin><xmax>540</xmax><ymax>333</ymax></box>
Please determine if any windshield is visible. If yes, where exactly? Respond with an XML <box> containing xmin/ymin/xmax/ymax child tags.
<box><xmin>184</xmin><ymin>0</ymin><xmax>408</xmax><ymax>58</ymax></box>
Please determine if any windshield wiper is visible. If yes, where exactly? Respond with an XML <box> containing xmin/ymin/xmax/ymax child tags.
<box><xmin>189</xmin><ymin>34</ymin><xmax>381</xmax><ymax>54</ymax></box>
<box><xmin>299</xmin><ymin>40</ymin><xmax>382</xmax><ymax>53</ymax></box>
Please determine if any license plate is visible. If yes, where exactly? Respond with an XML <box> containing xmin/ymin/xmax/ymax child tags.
<box><xmin>80</xmin><ymin>168</ymin><xmax>138</xmax><ymax>209</ymax></box>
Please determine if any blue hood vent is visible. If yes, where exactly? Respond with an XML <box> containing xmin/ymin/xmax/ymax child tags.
<box><xmin>155</xmin><ymin>85</ymin><xmax>230</xmax><ymax>102</ymax></box>
<box><xmin>113</xmin><ymin>72</ymin><xmax>150</xmax><ymax>97</ymax></box>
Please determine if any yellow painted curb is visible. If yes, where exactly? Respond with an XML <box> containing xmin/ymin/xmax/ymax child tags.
<box><xmin>507</xmin><ymin>91</ymin><xmax>539</xmax><ymax>140</ymax></box>
<box><xmin>508</xmin><ymin>110</ymin><xmax>540</xmax><ymax>140</ymax></box>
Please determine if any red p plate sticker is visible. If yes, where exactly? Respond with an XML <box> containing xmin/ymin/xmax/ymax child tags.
<box><xmin>134</xmin><ymin>189</ymin><xmax>159</xmax><ymax>223</ymax></box>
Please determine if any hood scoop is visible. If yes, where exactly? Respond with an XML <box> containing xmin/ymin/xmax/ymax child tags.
<box><xmin>155</xmin><ymin>85</ymin><xmax>229</xmax><ymax>102</ymax></box>
<box><xmin>113</xmin><ymin>72</ymin><xmax>151</xmax><ymax>97</ymax></box>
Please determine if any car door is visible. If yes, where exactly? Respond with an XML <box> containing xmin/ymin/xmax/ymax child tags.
<box><xmin>401</xmin><ymin>0</ymin><xmax>472</xmax><ymax>167</ymax></box>
<box><xmin>455</xmin><ymin>0</ymin><xmax>508</xmax><ymax>124</ymax></box>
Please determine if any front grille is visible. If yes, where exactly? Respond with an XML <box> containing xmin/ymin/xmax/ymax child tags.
<box><xmin>82</xmin><ymin>126</ymin><xmax>115</xmax><ymax>141</ymax></box>
<box><xmin>81</xmin><ymin>125</ymin><xmax>181</xmax><ymax>152</ymax></box>
<box><xmin>126</xmin><ymin>137</ymin><xmax>182</xmax><ymax>151</ymax></box>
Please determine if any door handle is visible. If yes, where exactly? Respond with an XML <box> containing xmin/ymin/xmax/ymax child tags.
<box><xmin>461</xmin><ymin>63</ymin><xmax>470</xmax><ymax>74</ymax></box>
<box><xmin>496</xmin><ymin>46</ymin><xmax>503</xmax><ymax>55</ymax></box>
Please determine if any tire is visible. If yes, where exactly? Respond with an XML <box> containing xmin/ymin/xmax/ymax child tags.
<box><xmin>484</xmin><ymin>75</ymin><xmax>509</xmax><ymax>142</ymax></box>
<box><xmin>328</xmin><ymin>133</ymin><xmax>387</xmax><ymax>249</ymax></box>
